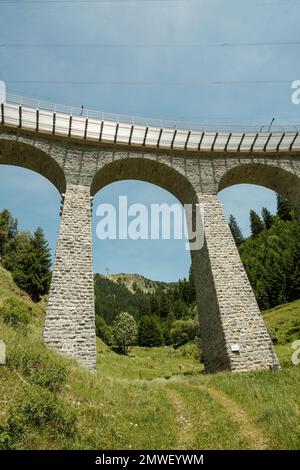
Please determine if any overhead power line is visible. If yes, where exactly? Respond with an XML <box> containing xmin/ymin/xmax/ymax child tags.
<box><xmin>0</xmin><ymin>0</ymin><xmax>191</xmax><ymax>3</ymax></box>
<box><xmin>0</xmin><ymin>0</ymin><xmax>299</xmax><ymax>3</ymax></box>
<box><xmin>1</xmin><ymin>41</ymin><xmax>300</xmax><ymax>48</ymax></box>
<box><xmin>4</xmin><ymin>79</ymin><xmax>293</xmax><ymax>85</ymax></box>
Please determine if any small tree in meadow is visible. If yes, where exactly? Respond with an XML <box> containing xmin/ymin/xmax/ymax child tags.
<box><xmin>112</xmin><ymin>312</ymin><xmax>137</xmax><ymax>355</ymax></box>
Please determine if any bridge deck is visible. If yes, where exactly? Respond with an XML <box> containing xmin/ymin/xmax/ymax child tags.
<box><xmin>1</xmin><ymin>93</ymin><xmax>300</xmax><ymax>153</ymax></box>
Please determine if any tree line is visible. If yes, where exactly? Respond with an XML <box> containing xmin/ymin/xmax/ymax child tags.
<box><xmin>229</xmin><ymin>194</ymin><xmax>300</xmax><ymax>311</ymax></box>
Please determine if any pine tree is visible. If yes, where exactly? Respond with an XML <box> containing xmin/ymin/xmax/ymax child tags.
<box><xmin>250</xmin><ymin>210</ymin><xmax>265</xmax><ymax>238</ymax></box>
<box><xmin>138</xmin><ymin>315</ymin><xmax>163</xmax><ymax>347</ymax></box>
<box><xmin>229</xmin><ymin>214</ymin><xmax>244</xmax><ymax>246</ymax></box>
<box><xmin>262</xmin><ymin>207</ymin><xmax>273</xmax><ymax>230</ymax></box>
<box><xmin>3</xmin><ymin>231</ymin><xmax>32</xmax><ymax>273</ymax></box>
<box><xmin>12</xmin><ymin>227</ymin><xmax>51</xmax><ymax>302</ymax></box>
<box><xmin>276</xmin><ymin>193</ymin><xmax>295</xmax><ymax>221</ymax></box>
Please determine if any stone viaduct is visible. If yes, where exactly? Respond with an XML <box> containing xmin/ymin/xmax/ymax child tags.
<box><xmin>0</xmin><ymin>92</ymin><xmax>300</xmax><ymax>373</ymax></box>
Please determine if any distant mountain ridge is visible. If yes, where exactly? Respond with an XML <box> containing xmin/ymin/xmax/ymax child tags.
<box><xmin>94</xmin><ymin>273</ymin><xmax>179</xmax><ymax>325</ymax></box>
<box><xmin>98</xmin><ymin>272</ymin><xmax>176</xmax><ymax>294</ymax></box>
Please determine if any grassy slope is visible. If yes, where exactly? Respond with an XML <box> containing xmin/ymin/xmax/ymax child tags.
<box><xmin>0</xmin><ymin>266</ymin><xmax>300</xmax><ymax>450</ymax></box>
<box><xmin>263</xmin><ymin>299</ymin><xmax>300</xmax><ymax>366</ymax></box>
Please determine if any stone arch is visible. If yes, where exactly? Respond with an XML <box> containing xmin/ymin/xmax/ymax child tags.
<box><xmin>90</xmin><ymin>157</ymin><xmax>198</xmax><ymax>205</ymax></box>
<box><xmin>0</xmin><ymin>138</ymin><xmax>66</xmax><ymax>194</ymax></box>
<box><xmin>218</xmin><ymin>162</ymin><xmax>300</xmax><ymax>218</ymax></box>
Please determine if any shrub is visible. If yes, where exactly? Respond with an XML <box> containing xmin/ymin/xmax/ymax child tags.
<box><xmin>2</xmin><ymin>387</ymin><xmax>77</xmax><ymax>448</ymax></box>
<box><xmin>0</xmin><ymin>426</ymin><xmax>13</xmax><ymax>450</ymax></box>
<box><xmin>0</xmin><ymin>298</ymin><xmax>31</xmax><ymax>328</ymax></box>
<box><xmin>8</xmin><ymin>348</ymin><xmax>68</xmax><ymax>393</ymax></box>
<box><xmin>170</xmin><ymin>319</ymin><xmax>200</xmax><ymax>348</ymax></box>
<box><xmin>284</xmin><ymin>320</ymin><xmax>300</xmax><ymax>343</ymax></box>
<box><xmin>13</xmin><ymin>389</ymin><xmax>76</xmax><ymax>434</ymax></box>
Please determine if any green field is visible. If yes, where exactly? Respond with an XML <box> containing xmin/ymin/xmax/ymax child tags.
<box><xmin>0</xmin><ymin>266</ymin><xmax>300</xmax><ymax>450</ymax></box>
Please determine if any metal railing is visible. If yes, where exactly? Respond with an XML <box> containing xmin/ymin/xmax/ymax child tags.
<box><xmin>5</xmin><ymin>92</ymin><xmax>300</xmax><ymax>134</ymax></box>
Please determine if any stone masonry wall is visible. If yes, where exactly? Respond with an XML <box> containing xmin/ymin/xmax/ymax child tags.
<box><xmin>43</xmin><ymin>184</ymin><xmax>96</xmax><ymax>369</ymax></box>
<box><xmin>194</xmin><ymin>194</ymin><xmax>279</xmax><ymax>372</ymax></box>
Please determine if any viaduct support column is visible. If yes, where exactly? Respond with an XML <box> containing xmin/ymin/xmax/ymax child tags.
<box><xmin>191</xmin><ymin>194</ymin><xmax>279</xmax><ymax>373</ymax></box>
<box><xmin>44</xmin><ymin>184</ymin><xmax>96</xmax><ymax>370</ymax></box>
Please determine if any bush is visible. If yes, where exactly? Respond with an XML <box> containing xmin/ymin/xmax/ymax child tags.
<box><xmin>0</xmin><ymin>298</ymin><xmax>31</xmax><ymax>328</ymax></box>
<box><xmin>170</xmin><ymin>319</ymin><xmax>200</xmax><ymax>348</ymax></box>
<box><xmin>0</xmin><ymin>387</ymin><xmax>77</xmax><ymax>448</ymax></box>
<box><xmin>0</xmin><ymin>427</ymin><xmax>13</xmax><ymax>450</ymax></box>
<box><xmin>284</xmin><ymin>320</ymin><xmax>300</xmax><ymax>343</ymax></box>
<box><xmin>8</xmin><ymin>348</ymin><xmax>68</xmax><ymax>393</ymax></box>
<box><xmin>12</xmin><ymin>388</ymin><xmax>76</xmax><ymax>435</ymax></box>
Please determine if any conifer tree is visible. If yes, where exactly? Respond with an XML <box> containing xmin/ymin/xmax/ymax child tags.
<box><xmin>0</xmin><ymin>209</ymin><xmax>18</xmax><ymax>255</ymax></box>
<box><xmin>250</xmin><ymin>210</ymin><xmax>265</xmax><ymax>238</ymax></box>
<box><xmin>276</xmin><ymin>193</ymin><xmax>295</xmax><ymax>221</ymax></box>
<box><xmin>138</xmin><ymin>315</ymin><xmax>164</xmax><ymax>347</ymax></box>
<box><xmin>12</xmin><ymin>227</ymin><xmax>51</xmax><ymax>302</ymax></box>
<box><xmin>262</xmin><ymin>207</ymin><xmax>273</xmax><ymax>230</ymax></box>
<box><xmin>229</xmin><ymin>214</ymin><xmax>244</xmax><ymax>246</ymax></box>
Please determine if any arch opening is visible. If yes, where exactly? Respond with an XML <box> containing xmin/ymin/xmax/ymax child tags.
<box><xmin>90</xmin><ymin>157</ymin><xmax>200</xmax><ymax>283</ymax></box>
<box><xmin>219</xmin><ymin>179</ymin><xmax>300</xmax><ymax>348</ymax></box>
<box><xmin>92</xmin><ymin>179</ymin><xmax>193</xmax><ymax>282</ymax></box>
<box><xmin>90</xmin><ymin>157</ymin><xmax>198</xmax><ymax>206</ymax></box>
<box><xmin>90</xmin><ymin>159</ymin><xmax>202</xmax><ymax>365</ymax></box>
<box><xmin>0</xmin><ymin>138</ymin><xmax>64</xmax><ymax>304</ymax></box>
<box><xmin>0</xmin><ymin>138</ymin><xmax>66</xmax><ymax>195</ymax></box>
<box><xmin>218</xmin><ymin>162</ymin><xmax>300</xmax><ymax>219</ymax></box>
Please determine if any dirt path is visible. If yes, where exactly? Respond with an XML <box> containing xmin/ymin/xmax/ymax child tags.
<box><xmin>192</xmin><ymin>383</ymin><xmax>270</xmax><ymax>450</ymax></box>
<box><xmin>166</xmin><ymin>389</ymin><xmax>195</xmax><ymax>450</ymax></box>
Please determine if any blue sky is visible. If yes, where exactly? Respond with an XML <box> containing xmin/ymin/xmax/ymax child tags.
<box><xmin>0</xmin><ymin>0</ymin><xmax>299</xmax><ymax>281</ymax></box>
